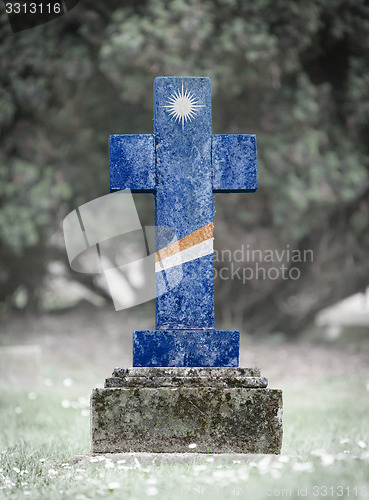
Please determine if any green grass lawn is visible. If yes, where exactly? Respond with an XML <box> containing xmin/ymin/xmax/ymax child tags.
<box><xmin>1</xmin><ymin>377</ymin><xmax>368</xmax><ymax>499</ymax></box>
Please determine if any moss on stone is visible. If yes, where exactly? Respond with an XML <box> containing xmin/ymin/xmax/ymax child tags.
<box><xmin>91</xmin><ymin>385</ymin><xmax>283</xmax><ymax>454</ymax></box>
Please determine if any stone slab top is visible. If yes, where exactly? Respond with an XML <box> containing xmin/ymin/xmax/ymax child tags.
<box><xmin>105</xmin><ymin>375</ymin><xmax>268</xmax><ymax>389</ymax></box>
<box><xmin>112</xmin><ymin>367</ymin><xmax>261</xmax><ymax>378</ymax></box>
<box><xmin>106</xmin><ymin>367</ymin><xmax>266</xmax><ymax>388</ymax></box>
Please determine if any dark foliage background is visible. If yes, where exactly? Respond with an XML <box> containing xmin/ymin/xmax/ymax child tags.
<box><xmin>1</xmin><ymin>0</ymin><xmax>368</xmax><ymax>335</ymax></box>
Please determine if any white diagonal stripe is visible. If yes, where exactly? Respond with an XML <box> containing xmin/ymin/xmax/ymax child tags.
<box><xmin>155</xmin><ymin>238</ymin><xmax>214</xmax><ymax>273</ymax></box>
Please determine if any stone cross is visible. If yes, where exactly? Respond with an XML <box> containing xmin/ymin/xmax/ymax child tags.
<box><xmin>109</xmin><ymin>77</ymin><xmax>256</xmax><ymax>367</ymax></box>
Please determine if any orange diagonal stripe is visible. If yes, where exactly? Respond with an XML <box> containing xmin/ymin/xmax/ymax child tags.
<box><xmin>155</xmin><ymin>222</ymin><xmax>213</xmax><ymax>263</ymax></box>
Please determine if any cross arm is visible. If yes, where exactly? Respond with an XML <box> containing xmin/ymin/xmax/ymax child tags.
<box><xmin>212</xmin><ymin>134</ymin><xmax>257</xmax><ymax>193</ymax></box>
<box><xmin>109</xmin><ymin>134</ymin><xmax>156</xmax><ymax>193</ymax></box>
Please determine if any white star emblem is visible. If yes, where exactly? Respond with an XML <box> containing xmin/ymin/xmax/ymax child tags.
<box><xmin>162</xmin><ymin>83</ymin><xmax>205</xmax><ymax>131</ymax></box>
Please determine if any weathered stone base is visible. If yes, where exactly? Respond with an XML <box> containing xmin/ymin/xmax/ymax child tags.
<box><xmin>91</xmin><ymin>368</ymin><xmax>283</xmax><ymax>454</ymax></box>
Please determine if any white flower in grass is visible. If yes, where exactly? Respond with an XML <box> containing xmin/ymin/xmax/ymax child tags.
<box><xmin>256</xmin><ymin>455</ymin><xmax>272</xmax><ymax>474</ymax></box>
<box><xmin>4</xmin><ymin>477</ymin><xmax>15</xmax><ymax>487</ymax></box>
<box><xmin>193</xmin><ymin>465</ymin><xmax>207</xmax><ymax>472</ymax></box>
<box><xmin>212</xmin><ymin>468</ymin><xmax>238</xmax><ymax>482</ymax></box>
<box><xmin>238</xmin><ymin>468</ymin><xmax>249</xmax><ymax>481</ymax></box>
<box><xmin>146</xmin><ymin>477</ymin><xmax>158</xmax><ymax>485</ymax></box>
<box><xmin>272</xmin><ymin>461</ymin><xmax>283</xmax><ymax>470</ymax></box>
<box><xmin>104</xmin><ymin>462</ymin><xmax>114</xmax><ymax>469</ymax></box>
<box><xmin>336</xmin><ymin>453</ymin><xmax>350</xmax><ymax>460</ymax></box>
<box><xmin>108</xmin><ymin>482</ymin><xmax>121</xmax><ymax>491</ymax></box>
<box><xmin>321</xmin><ymin>454</ymin><xmax>335</xmax><ymax>467</ymax></box>
<box><xmin>212</xmin><ymin>469</ymin><xmax>227</xmax><ymax>479</ymax></box>
<box><xmin>24</xmin><ymin>491</ymin><xmax>31</xmax><ymax>496</ymax></box>
<box><xmin>48</xmin><ymin>469</ymin><xmax>58</xmax><ymax>477</ymax></box>
<box><xmin>63</xmin><ymin>378</ymin><xmax>73</xmax><ymax>387</ymax></box>
<box><xmin>271</xmin><ymin>468</ymin><xmax>281</xmax><ymax>479</ymax></box>
<box><xmin>292</xmin><ymin>462</ymin><xmax>314</xmax><ymax>472</ymax></box>
<box><xmin>358</xmin><ymin>440</ymin><xmax>367</xmax><ymax>449</ymax></box>
<box><xmin>61</xmin><ymin>400</ymin><xmax>70</xmax><ymax>409</ymax></box>
<box><xmin>146</xmin><ymin>486</ymin><xmax>159</xmax><ymax>496</ymax></box>
<box><xmin>81</xmin><ymin>410</ymin><xmax>89</xmax><ymax>417</ymax></box>
<box><xmin>117</xmin><ymin>465</ymin><xmax>130</xmax><ymax>470</ymax></box>
<box><xmin>39</xmin><ymin>459</ymin><xmax>46</xmax><ymax>463</ymax></box>
<box><xmin>188</xmin><ymin>443</ymin><xmax>197</xmax><ymax>449</ymax></box>
<box><xmin>13</xmin><ymin>467</ymin><xmax>20</xmax><ymax>474</ymax></box>
<box><xmin>311</xmin><ymin>449</ymin><xmax>325</xmax><ymax>457</ymax></box>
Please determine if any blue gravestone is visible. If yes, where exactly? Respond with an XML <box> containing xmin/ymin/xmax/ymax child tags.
<box><xmin>110</xmin><ymin>77</ymin><xmax>256</xmax><ymax>367</ymax></box>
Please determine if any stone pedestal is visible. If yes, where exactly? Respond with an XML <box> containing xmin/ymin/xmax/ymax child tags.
<box><xmin>133</xmin><ymin>330</ymin><xmax>240</xmax><ymax>366</ymax></box>
<box><xmin>91</xmin><ymin>367</ymin><xmax>283</xmax><ymax>454</ymax></box>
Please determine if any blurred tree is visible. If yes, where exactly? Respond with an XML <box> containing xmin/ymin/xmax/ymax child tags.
<box><xmin>0</xmin><ymin>0</ymin><xmax>368</xmax><ymax>333</ymax></box>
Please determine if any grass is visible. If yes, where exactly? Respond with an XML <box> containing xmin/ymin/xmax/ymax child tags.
<box><xmin>0</xmin><ymin>377</ymin><xmax>369</xmax><ymax>499</ymax></box>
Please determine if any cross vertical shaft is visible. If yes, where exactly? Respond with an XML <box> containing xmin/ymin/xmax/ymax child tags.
<box><xmin>154</xmin><ymin>77</ymin><xmax>214</xmax><ymax>330</ymax></box>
